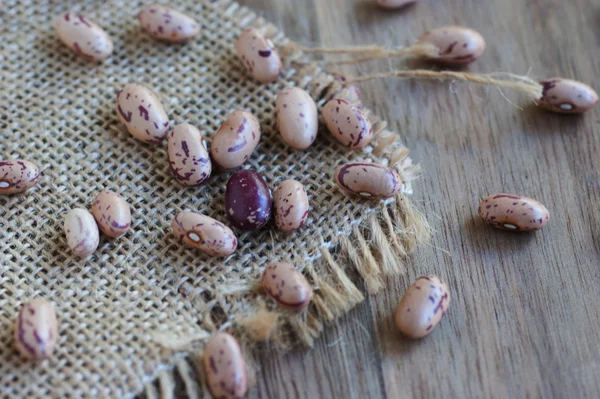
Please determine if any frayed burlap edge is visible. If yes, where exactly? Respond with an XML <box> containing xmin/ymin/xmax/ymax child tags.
<box><xmin>143</xmin><ymin>1</ymin><xmax>430</xmax><ymax>397</ymax></box>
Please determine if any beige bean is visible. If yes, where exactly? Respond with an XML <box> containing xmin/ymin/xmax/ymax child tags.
<box><xmin>322</xmin><ymin>99</ymin><xmax>373</xmax><ymax>149</ymax></box>
<box><xmin>116</xmin><ymin>83</ymin><xmax>170</xmax><ymax>144</ymax></box>
<box><xmin>236</xmin><ymin>28</ymin><xmax>282</xmax><ymax>83</ymax></box>
<box><xmin>55</xmin><ymin>12</ymin><xmax>113</xmax><ymax>61</ymax></box>
<box><xmin>273</xmin><ymin>180</ymin><xmax>309</xmax><ymax>232</ymax></box>
<box><xmin>138</xmin><ymin>4</ymin><xmax>200</xmax><ymax>42</ymax></box>
<box><xmin>172</xmin><ymin>211</ymin><xmax>237</xmax><ymax>257</ymax></box>
<box><xmin>203</xmin><ymin>332</ymin><xmax>248</xmax><ymax>399</ymax></box>
<box><xmin>0</xmin><ymin>160</ymin><xmax>40</xmax><ymax>195</ymax></box>
<box><xmin>210</xmin><ymin>110</ymin><xmax>261</xmax><ymax>170</ymax></box>
<box><xmin>334</xmin><ymin>162</ymin><xmax>402</xmax><ymax>199</ymax></box>
<box><xmin>262</xmin><ymin>262</ymin><xmax>313</xmax><ymax>310</ymax></box>
<box><xmin>418</xmin><ymin>25</ymin><xmax>485</xmax><ymax>64</ymax></box>
<box><xmin>478</xmin><ymin>193</ymin><xmax>549</xmax><ymax>231</ymax></box>
<box><xmin>167</xmin><ymin>123</ymin><xmax>212</xmax><ymax>185</ymax></box>
<box><xmin>15</xmin><ymin>298</ymin><xmax>59</xmax><ymax>360</ymax></box>
<box><xmin>64</xmin><ymin>208</ymin><xmax>100</xmax><ymax>257</ymax></box>
<box><xmin>91</xmin><ymin>191</ymin><xmax>131</xmax><ymax>238</ymax></box>
<box><xmin>376</xmin><ymin>0</ymin><xmax>416</xmax><ymax>9</ymax></box>
<box><xmin>538</xmin><ymin>78</ymin><xmax>599</xmax><ymax>114</ymax></box>
<box><xmin>395</xmin><ymin>275</ymin><xmax>450</xmax><ymax>339</ymax></box>
<box><xmin>276</xmin><ymin>87</ymin><xmax>318</xmax><ymax>150</ymax></box>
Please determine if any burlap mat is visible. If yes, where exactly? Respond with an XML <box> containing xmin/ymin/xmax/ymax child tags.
<box><xmin>0</xmin><ymin>0</ymin><xmax>427</xmax><ymax>397</ymax></box>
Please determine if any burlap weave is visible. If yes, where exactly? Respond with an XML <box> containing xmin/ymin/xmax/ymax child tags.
<box><xmin>0</xmin><ymin>1</ymin><xmax>426</xmax><ymax>397</ymax></box>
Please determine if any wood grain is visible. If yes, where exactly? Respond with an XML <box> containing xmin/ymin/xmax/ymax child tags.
<box><xmin>238</xmin><ymin>0</ymin><xmax>600</xmax><ymax>397</ymax></box>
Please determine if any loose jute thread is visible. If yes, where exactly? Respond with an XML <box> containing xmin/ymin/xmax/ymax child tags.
<box><xmin>301</xmin><ymin>42</ymin><xmax>543</xmax><ymax>103</ymax></box>
<box><xmin>302</xmin><ymin>42</ymin><xmax>440</xmax><ymax>66</ymax></box>
<box><xmin>345</xmin><ymin>70</ymin><xmax>544</xmax><ymax>103</ymax></box>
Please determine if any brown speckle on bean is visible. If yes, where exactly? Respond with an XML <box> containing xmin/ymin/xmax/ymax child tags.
<box><xmin>15</xmin><ymin>298</ymin><xmax>59</xmax><ymax>360</ymax></box>
<box><xmin>203</xmin><ymin>332</ymin><xmax>248</xmax><ymax>399</ymax></box>
<box><xmin>418</xmin><ymin>25</ymin><xmax>485</xmax><ymax>64</ymax></box>
<box><xmin>395</xmin><ymin>275</ymin><xmax>450</xmax><ymax>339</ymax></box>
<box><xmin>138</xmin><ymin>4</ymin><xmax>200</xmax><ymax>42</ymax></box>
<box><xmin>273</xmin><ymin>179</ymin><xmax>309</xmax><ymax>232</ymax></box>
<box><xmin>91</xmin><ymin>191</ymin><xmax>132</xmax><ymax>238</ymax></box>
<box><xmin>0</xmin><ymin>160</ymin><xmax>40</xmax><ymax>195</ymax></box>
<box><xmin>236</xmin><ymin>28</ymin><xmax>282</xmax><ymax>83</ymax></box>
<box><xmin>322</xmin><ymin>99</ymin><xmax>373</xmax><ymax>149</ymax></box>
<box><xmin>334</xmin><ymin>162</ymin><xmax>402</xmax><ymax>199</ymax></box>
<box><xmin>172</xmin><ymin>211</ymin><xmax>237</xmax><ymax>257</ymax></box>
<box><xmin>64</xmin><ymin>208</ymin><xmax>100</xmax><ymax>257</ymax></box>
<box><xmin>116</xmin><ymin>83</ymin><xmax>170</xmax><ymax>144</ymax></box>
<box><xmin>55</xmin><ymin>12</ymin><xmax>113</xmax><ymax>61</ymax></box>
<box><xmin>538</xmin><ymin>78</ymin><xmax>598</xmax><ymax>114</ymax></box>
<box><xmin>478</xmin><ymin>193</ymin><xmax>549</xmax><ymax>231</ymax></box>
<box><xmin>262</xmin><ymin>262</ymin><xmax>313</xmax><ymax>310</ymax></box>
<box><xmin>210</xmin><ymin>110</ymin><xmax>261</xmax><ymax>171</ymax></box>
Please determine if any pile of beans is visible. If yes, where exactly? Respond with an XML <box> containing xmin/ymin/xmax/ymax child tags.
<box><xmin>1</xmin><ymin>2</ymin><xmax>595</xmax><ymax>398</ymax></box>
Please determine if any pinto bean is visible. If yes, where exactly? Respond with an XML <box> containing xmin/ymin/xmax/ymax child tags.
<box><xmin>418</xmin><ymin>25</ymin><xmax>485</xmax><ymax>64</ymax></box>
<box><xmin>478</xmin><ymin>193</ymin><xmax>549</xmax><ymax>231</ymax></box>
<box><xmin>322</xmin><ymin>99</ymin><xmax>373</xmax><ymax>149</ymax></box>
<box><xmin>236</xmin><ymin>28</ymin><xmax>282</xmax><ymax>83</ymax></box>
<box><xmin>210</xmin><ymin>111</ymin><xmax>261</xmax><ymax>171</ymax></box>
<box><xmin>172</xmin><ymin>211</ymin><xmax>237</xmax><ymax>257</ymax></box>
<box><xmin>334</xmin><ymin>162</ymin><xmax>402</xmax><ymax>199</ymax></box>
<box><xmin>395</xmin><ymin>275</ymin><xmax>450</xmax><ymax>339</ymax></box>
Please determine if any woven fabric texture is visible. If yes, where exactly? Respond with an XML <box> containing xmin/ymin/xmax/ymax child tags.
<box><xmin>0</xmin><ymin>0</ymin><xmax>422</xmax><ymax>397</ymax></box>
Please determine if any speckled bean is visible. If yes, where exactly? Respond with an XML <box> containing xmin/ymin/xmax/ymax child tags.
<box><xmin>91</xmin><ymin>191</ymin><xmax>131</xmax><ymax>238</ymax></box>
<box><xmin>168</xmin><ymin>123</ymin><xmax>212</xmax><ymax>185</ymax></box>
<box><xmin>116</xmin><ymin>83</ymin><xmax>170</xmax><ymax>144</ymax></box>
<box><xmin>376</xmin><ymin>0</ymin><xmax>416</xmax><ymax>9</ymax></box>
<box><xmin>538</xmin><ymin>78</ymin><xmax>599</xmax><ymax>114</ymax></box>
<box><xmin>55</xmin><ymin>12</ymin><xmax>113</xmax><ymax>61</ymax></box>
<box><xmin>138</xmin><ymin>4</ymin><xmax>200</xmax><ymax>42</ymax></box>
<box><xmin>64</xmin><ymin>208</ymin><xmax>100</xmax><ymax>257</ymax></box>
<box><xmin>332</xmin><ymin>72</ymin><xmax>362</xmax><ymax>106</ymax></box>
<box><xmin>203</xmin><ymin>332</ymin><xmax>248</xmax><ymax>399</ymax></box>
<box><xmin>273</xmin><ymin>180</ymin><xmax>309</xmax><ymax>232</ymax></box>
<box><xmin>225</xmin><ymin>170</ymin><xmax>272</xmax><ymax>231</ymax></box>
<box><xmin>236</xmin><ymin>28</ymin><xmax>282</xmax><ymax>83</ymax></box>
<box><xmin>395</xmin><ymin>275</ymin><xmax>450</xmax><ymax>339</ymax></box>
<box><xmin>15</xmin><ymin>298</ymin><xmax>59</xmax><ymax>360</ymax></box>
<box><xmin>172</xmin><ymin>211</ymin><xmax>237</xmax><ymax>257</ymax></box>
<box><xmin>210</xmin><ymin>110</ymin><xmax>261</xmax><ymax>171</ymax></box>
<box><xmin>322</xmin><ymin>99</ymin><xmax>373</xmax><ymax>149</ymax></box>
<box><xmin>0</xmin><ymin>160</ymin><xmax>40</xmax><ymax>195</ymax></box>
<box><xmin>262</xmin><ymin>262</ymin><xmax>313</xmax><ymax>309</ymax></box>
<box><xmin>418</xmin><ymin>26</ymin><xmax>485</xmax><ymax>64</ymax></box>
<box><xmin>276</xmin><ymin>87</ymin><xmax>318</xmax><ymax>150</ymax></box>
<box><xmin>334</xmin><ymin>162</ymin><xmax>402</xmax><ymax>199</ymax></box>
<box><xmin>478</xmin><ymin>193</ymin><xmax>550</xmax><ymax>231</ymax></box>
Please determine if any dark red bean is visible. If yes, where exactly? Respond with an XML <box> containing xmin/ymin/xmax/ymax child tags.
<box><xmin>225</xmin><ymin>170</ymin><xmax>272</xmax><ymax>231</ymax></box>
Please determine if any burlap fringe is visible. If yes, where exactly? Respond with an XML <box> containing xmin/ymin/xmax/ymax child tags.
<box><xmin>145</xmin><ymin>0</ymin><xmax>430</xmax><ymax>397</ymax></box>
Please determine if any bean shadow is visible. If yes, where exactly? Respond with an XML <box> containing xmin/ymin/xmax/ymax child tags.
<box><xmin>517</xmin><ymin>104</ymin><xmax>589</xmax><ymax>136</ymax></box>
<box><xmin>463</xmin><ymin>214</ymin><xmax>539</xmax><ymax>255</ymax></box>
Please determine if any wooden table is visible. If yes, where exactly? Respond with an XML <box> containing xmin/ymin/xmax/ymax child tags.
<box><xmin>237</xmin><ymin>0</ymin><xmax>600</xmax><ymax>397</ymax></box>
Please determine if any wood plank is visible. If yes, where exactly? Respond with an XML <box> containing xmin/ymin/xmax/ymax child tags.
<box><xmin>238</xmin><ymin>0</ymin><xmax>600</xmax><ymax>397</ymax></box>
